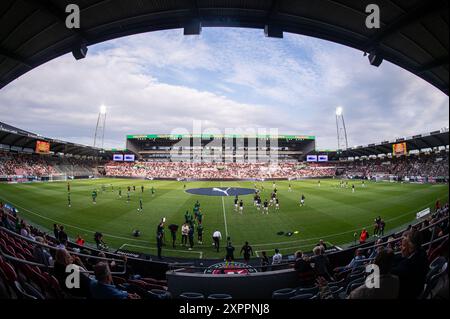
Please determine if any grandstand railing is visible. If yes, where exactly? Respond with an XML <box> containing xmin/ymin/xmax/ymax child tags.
<box><xmin>0</xmin><ymin>227</ymin><xmax>127</xmax><ymax>275</ymax></box>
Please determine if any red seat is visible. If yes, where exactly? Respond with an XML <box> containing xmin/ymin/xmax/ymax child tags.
<box><xmin>0</xmin><ymin>262</ymin><xmax>18</xmax><ymax>283</ymax></box>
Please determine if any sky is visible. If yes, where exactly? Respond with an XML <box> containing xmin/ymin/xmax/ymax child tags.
<box><xmin>0</xmin><ymin>28</ymin><xmax>448</xmax><ymax>150</ymax></box>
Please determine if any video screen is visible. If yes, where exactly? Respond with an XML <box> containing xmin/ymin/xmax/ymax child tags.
<box><xmin>393</xmin><ymin>142</ymin><xmax>407</xmax><ymax>156</ymax></box>
<box><xmin>35</xmin><ymin>140</ymin><xmax>50</xmax><ymax>154</ymax></box>
<box><xmin>113</xmin><ymin>154</ymin><xmax>124</xmax><ymax>161</ymax></box>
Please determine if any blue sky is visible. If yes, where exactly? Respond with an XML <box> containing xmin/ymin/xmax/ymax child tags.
<box><xmin>0</xmin><ymin>28</ymin><xmax>448</xmax><ymax>149</ymax></box>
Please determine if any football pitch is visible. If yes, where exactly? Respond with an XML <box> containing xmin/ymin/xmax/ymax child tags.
<box><xmin>0</xmin><ymin>178</ymin><xmax>448</xmax><ymax>259</ymax></box>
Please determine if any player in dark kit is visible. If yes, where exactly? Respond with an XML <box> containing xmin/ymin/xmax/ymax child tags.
<box><xmin>138</xmin><ymin>198</ymin><xmax>143</xmax><ymax>212</ymax></box>
<box><xmin>127</xmin><ymin>186</ymin><xmax>131</xmax><ymax>192</ymax></box>
<box><xmin>300</xmin><ymin>194</ymin><xmax>305</xmax><ymax>207</ymax></box>
<box><xmin>239</xmin><ymin>200</ymin><xmax>244</xmax><ymax>214</ymax></box>
<box><xmin>141</xmin><ymin>185</ymin><xmax>144</xmax><ymax>193</ymax></box>
<box><xmin>118</xmin><ymin>188</ymin><xmax>122</xmax><ymax>198</ymax></box>
<box><xmin>67</xmin><ymin>192</ymin><xmax>71</xmax><ymax>207</ymax></box>
<box><xmin>234</xmin><ymin>196</ymin><xmax>239</xmax><ymax>211</ymax></box>
<box><xmin>67</xmin><ymin>182</ymin><xmax>70</xmax><ymax>193</ymax></box>
<box><xmin>263</xmin><ymin>199</ymin><xmax>269</xmax><ymax>214</ymax></box>
<box><xmin>197</xmin><ymin>224</ymin><xmax>203</xmax><ymax>244</ymax></box>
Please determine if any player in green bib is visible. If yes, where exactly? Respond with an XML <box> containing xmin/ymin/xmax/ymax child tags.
<box><xmin>92</xmin><ymin>190</ymin><xmax>97</xmax><ymax>204</ymax></box>
<box><xmin>67</xmin><ymin>192</ymin><xmax>71</xmax><ymax>207</ymax></box>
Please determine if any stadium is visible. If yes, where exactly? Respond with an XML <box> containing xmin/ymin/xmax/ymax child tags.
<box><xmin>0</xmin><ymin>0</ymin><xmax>448</xmax><ymax>304</ymax></box>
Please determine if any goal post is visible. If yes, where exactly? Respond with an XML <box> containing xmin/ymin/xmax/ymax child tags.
<box><xmin>48</xmin><ymin>173</ymin><xmax>68</xmax><ymax>182</ymax></box>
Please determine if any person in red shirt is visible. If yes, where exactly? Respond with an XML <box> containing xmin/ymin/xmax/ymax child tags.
<box><xmin>359</xmin><ymin>228</ymin><xmax>368</xmax><ymax>244</ymax></box>
<box><xmin>76</xmin><ymin>234</ymin><xmax>85</xmax><ymax>246</ymax></box>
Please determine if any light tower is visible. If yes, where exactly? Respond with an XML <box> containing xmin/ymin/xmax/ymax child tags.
<box><xmin>93</xmin><ymin>105</ymin><xmax>107</xmax><ymax>148</ymax></box>
<box><xmin>335</xmin><ymin>106</ymin><xmax>349</xmax><ymax>152</ymax></box>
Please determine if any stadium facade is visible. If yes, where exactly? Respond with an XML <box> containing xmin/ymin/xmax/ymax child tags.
<box><xmin>125</xmin><ymin>134</ymin><xmax>316</xmax><ymax>162</ymax></box>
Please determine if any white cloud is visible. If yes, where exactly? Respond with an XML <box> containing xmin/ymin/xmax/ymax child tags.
<box><xmin>0</xmin><ymin>28</ymin><xmax>447</xmax><ymax>150</ymax></box>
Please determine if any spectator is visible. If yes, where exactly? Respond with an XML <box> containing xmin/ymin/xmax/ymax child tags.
<box><xmin>90</xmin><ymin>262</ymin><xmax>140</xmax><ymax>299</ymax></box>
<box><xmin>317</xmin><ymin>239</ymin><xmax>327</xmax><ymax>251</ymax></box>
<box><xmin>260</xmin><ymin>251</ymin><xmax>269</xmax><ymax>272</ymax></box>
<box><xmin>75</xmin><ymin>235</ymin><xmax>85</xmax><ymax>246</ymax></box>
<box><xmin>58</xmin><ymin>225</ymin><xmax>68</xmax><ymax>245</ymax></box>
<box><xmin>53</xmin><ymin>224</ymin><xmax>59</xmax><ymax>239</ymax></box>
<box><xmin>294</xmin><ymin>251</ymin><xmax>316</xmax><ymax>287</ymax></box>
<box><xmin>310</xmin><ymin>246</ymin><xmax>332</xmax><ymax>281</ymax></box>
<box><xmin>33</xmin><ymin>236</ymin><xmax>53</xmax><ymax>266</ymax></box>
<box><xmin>94</xmin><ymin>232</ymin><xmax>107</xmax><ymax>250</ymax></box>
<box><xmin>272</xmin><ymin>248</ymin><xmax>283</xmax><ymax>265</ymax></box>
<box><xmin>53</xmin><ymin>249</ymin><xmax>90</xmax><ymax>297</ymax></box>
<box><xmin>359</xmin><ymin>228</ymin><xmax>369</xmax><ymax>244</ymax></box>
<box><xmin>392</xmin><ymin>229</ymin><xmax>429</xmax><ymax>299</ymax></box>
<box><xmin>334</xmin><ymin>248</ymin><xmax>366</xmax><ymax>273</ymax></box>
<box><xmin>348</xmin><ymin>249</ymin><xmax>399</xmax><ymax>299</ymax></box>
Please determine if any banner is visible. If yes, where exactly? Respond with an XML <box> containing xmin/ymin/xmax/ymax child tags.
<box><xmin>416</xmin><ymin>208</ymin><xmax>431</xmax><ymax>219</ymax></box>
<box><xmin>35</xmin><ymin>140</ymin><xmax>50</xmax><ymax>154</ymax></box>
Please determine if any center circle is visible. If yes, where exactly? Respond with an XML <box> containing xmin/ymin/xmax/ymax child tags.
<box><xmin>185</xmin><ymin>187</ymin><xmax>255</xmax><ymax>197</ymax></box>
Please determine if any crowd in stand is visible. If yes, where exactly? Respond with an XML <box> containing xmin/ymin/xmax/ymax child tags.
<box><xmin>105</xmin><ymin>162</ymin><xmax>336</xmax><ymax>179</ymax></box>
<box><xmin>0</xmin><ymin>152</ymin><xmax>56</xmax><ymax>177</ymax></box>
<box><xmin>0</xmin><ymin>151</ymin><xmax>101</xmax><ymax>177</ymax></box>
<box><xmin>1</xmin><ymin>200</ymin><xmax>448</xmax><ymax>299</ymax></box>
<box><xmin>290</xmin><ymin>203</ymin><xmax>449</xmax><ymax>299</ymax></box>
<box><xmin>341</xmin><ymin>151</ymin><xmax>449</xmax><ymax>179</ymax></box>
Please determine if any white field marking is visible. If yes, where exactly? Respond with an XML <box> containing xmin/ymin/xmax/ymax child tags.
<box><xmin>0</xmin><ymin>195</ymin><xmax>151</xmax><ymax>244</ymax></box>
<box><xmin>219</xmin><ymin>182</ymin><xmax>229</xmax><ymax>238</ymax></box>
<box><xmin>254</xmin><ymin>241</ymin><xmax>334</xmax><ymax>254</ymax></box>
<box><xmin>249</xmin><ymin>199</ymin><xmax>440</xmax><ymax>247</ymax></box>
<box><xmin>0</xmin><ymin>194</ymin><xmax>442</xmax><ymax>248</ymax></box>
<box><xmin>121</xmin><ymin>244</ymin><xmax>203</xmax><ymax>259</ymax></box>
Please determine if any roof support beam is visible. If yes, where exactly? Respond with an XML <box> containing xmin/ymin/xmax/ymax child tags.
<box><xmin>364</xmin><ymin>0</ymin><xmax>448</xmax><ymax>51</ymax></box>
<box><xmin>416</xmin><ymin>56</ymin><xmax>449</xmax><ymax>74</ymax></box>
<box><xmin>0</xmin><ymin>47</ymin><xmax>32</xmax><ymax>67</ymax></box>
<box><xmin>265</xmin><ymin>0</ymin><xmax>283</xmax><ymax>38</ymax></box>
<box><xmin>22</xmin><ymin>0</ymin><xmax>89</xmax><ymax>41</ymax></box>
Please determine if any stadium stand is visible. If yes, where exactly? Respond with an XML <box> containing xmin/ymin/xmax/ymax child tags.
<box><xmin>1</xmin><ymin>199</ymin><xmax>448</xmax><ymax>299</ymax></box>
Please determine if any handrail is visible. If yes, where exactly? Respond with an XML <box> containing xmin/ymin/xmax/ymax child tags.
<box><xmin>0</xmin><ymin>246</ymin><xmax>127</xmax><ymax>275</ymax></box>
<box><xmin>0</xmin><ymin>225</ymin><xmax>126</xmax><ymax>263</ymax></box>
<box><xmin>356</xmin><ymin>214</ymin><xmax>449</xmax><ymax>254</ymax></box>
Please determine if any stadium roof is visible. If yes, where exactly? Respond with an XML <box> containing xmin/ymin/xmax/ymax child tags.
<box><xmin>127</xmin><ymin>134</ymin><xmax>315</xmax><ymax>140</ymax></box>
<box><xmin>0</xmin><ymin>0</ymin><xmax>448</xmax><ymax>94</ymax></box>
<box><xmin>342</xmin><ymin>128</ymin><xmax>449</xmax><ymax>157</ymax></box>
<box><xmin>0</xmin><ymin>121</ymin><xmax>104</xmax><ymax>157</ymax></box>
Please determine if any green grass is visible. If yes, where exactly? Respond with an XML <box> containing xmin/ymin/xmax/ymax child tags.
<box><xmin>0</xmin><ymin>178</ymin><xmax>448</xmax><ymax>259</ymax></box>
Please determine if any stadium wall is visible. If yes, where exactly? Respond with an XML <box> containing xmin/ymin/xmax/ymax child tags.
<box><xmin>167</xmin><ymin>268</ymin><xmax>300</xmax><ymax>299</ymax></box>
